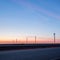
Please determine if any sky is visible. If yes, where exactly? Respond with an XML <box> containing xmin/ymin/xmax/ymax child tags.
<box><xmin>0</xmin><ymin>0</ymin><xmax>60</xmax><ymax>43</ymax></box>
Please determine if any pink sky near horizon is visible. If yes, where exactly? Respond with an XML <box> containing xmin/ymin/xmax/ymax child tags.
<box><xmin>0</xmin><ymin>0</ymin><xmax>60</xmax><ymax>44</ymax></box>
<box><xmin>0</xmin><ymin>37</ymin><xmax>60</xmax><ymax>44</ymax></box>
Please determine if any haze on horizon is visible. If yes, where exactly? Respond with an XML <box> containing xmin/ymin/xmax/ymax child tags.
<box><xmin>0</xmin><ymin>0</ymin><xmax>60</xmax><ymax>44</ymax></box>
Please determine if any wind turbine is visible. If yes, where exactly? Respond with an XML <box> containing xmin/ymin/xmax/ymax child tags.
<box><xmin>26</xmin><ymin>37</ymin><xmax>28</xmax><ymax>44</ymax></box>
<box><xmin>35</xmin><ymin>36</ymin><xmax>36</xmax><ymax>44</ymax></box>
<box><xmin>53</xmin><ymin>33</ymin><xmax>55</xmax><ymax>44</ymax></box>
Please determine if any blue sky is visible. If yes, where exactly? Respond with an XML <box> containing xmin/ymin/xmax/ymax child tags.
<box><xmin>0</xmin><ymin>0</ymin><xmax>60</xmax><ymax>40</ymax></box>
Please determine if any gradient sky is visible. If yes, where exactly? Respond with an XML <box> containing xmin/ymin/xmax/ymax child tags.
<box><xmin>0</xmin><ymin>0</ymin><xmax>60</xmax><ymax>43</ymax></box>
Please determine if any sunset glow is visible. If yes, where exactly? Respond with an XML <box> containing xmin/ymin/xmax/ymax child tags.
<box><xmin>0</xmin><ymin>0</ymin><xmax>60</xmax><ymax>44</ymax></box>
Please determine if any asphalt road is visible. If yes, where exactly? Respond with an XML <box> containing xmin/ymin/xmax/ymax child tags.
<box><xmin>0</xmin><ymin>47</ymin><xmax>60</xmax><ymax>60</ymax></box>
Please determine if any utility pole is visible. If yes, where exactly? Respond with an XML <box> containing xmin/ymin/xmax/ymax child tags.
<box><xmin>26</xmin><ymin>37</ymin><xmax>28</xmax><ymax>44</ymax></box>
<box><xmin>53</xmin><ymin>33</ymin><xmax>55</xmax><ymax>44</ymax></box>
<box><xmin>35</xmin><ymin>36</ymin><xmax>36</xmax><ymax>44</ymax></box>
<box><xmin>16</xmin><ymin>38</ymin><xmax>17</xmax><ymax>44</ymax></box>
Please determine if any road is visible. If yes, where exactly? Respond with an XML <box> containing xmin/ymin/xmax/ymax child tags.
<box><xmin>0</xmin><ymin>47</ymin><xmax>60</xmax><ymax>60</ymax></box>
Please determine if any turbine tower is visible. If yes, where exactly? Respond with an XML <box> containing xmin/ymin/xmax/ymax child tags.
<box><xmin>26</xmin><ymin>37</ymin><xmax>28</xmax><ymax>44</ymax></box>
<box><xmin>16</xmin><ymin>38</ymin><xmax>17</xmax><ymax>44</ymax></box>
<box><xmin>35</xmin><ymin>36</ymin><xmax>36</xmax><ymax>44</ymax></box>
<box><xmin>53</xmin><ymin>33</ymin><xmax>55</xmax><ymax>44</ymax></box>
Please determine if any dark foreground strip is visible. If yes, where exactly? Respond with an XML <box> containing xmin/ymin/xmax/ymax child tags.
<box><xmin>0</xmin><ymin>47</ymin><xmax>60</xmax><ymax>60</ymax></box>
<box><xmin>0</xmin><ymin>44</ymin><xmax>60</xmax><ymax>51</ymax></box>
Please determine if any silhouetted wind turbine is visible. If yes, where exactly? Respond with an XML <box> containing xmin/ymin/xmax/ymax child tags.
<box><xmin>35</xmin><ymin>36</ymin><xmax>36</xmax><ymax>44</ymax></box>
<box><xmin>53</xmin><ymin>33</ymin><xmax>56</xmax><ymax>44</ymax></box>
<box><xmin>26</xmin><ymin>37</ymin><xmax>28</xmax><ymax>44</ymax></box>
<box><xmin>16</xmin><ymin>38</ymin><xmax>17</xmax><ymax>44</ymax></box>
